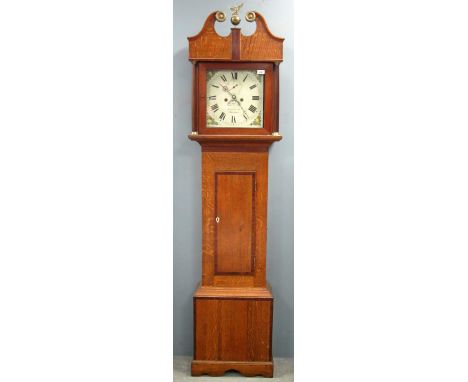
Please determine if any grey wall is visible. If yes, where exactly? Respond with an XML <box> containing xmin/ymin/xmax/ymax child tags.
<box><xmin>173</xmin><ymin>0</ymin><xmax>294</xmax><ymax>357</ymax></box>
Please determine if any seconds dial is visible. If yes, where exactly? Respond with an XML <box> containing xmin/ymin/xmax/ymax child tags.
<box><xmin>206</xmin><ymin>69</ymin><xmax>264</xmax><ymax>128</ymax></box>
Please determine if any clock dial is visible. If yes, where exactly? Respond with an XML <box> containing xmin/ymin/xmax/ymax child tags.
<box><xmin>206</xmin><ymin>70</ymin><xmax>264</xmax><ymax>128</ymax></box>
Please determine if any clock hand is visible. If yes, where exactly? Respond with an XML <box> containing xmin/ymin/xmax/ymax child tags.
<box><xmin>219</xmin><ymin>84</ymin><xmax>239</xmax><ymax>101</ymax></box>
<box><xmin>218</xmin><ymin>82</ymin><xmax>248</xmax><ymax>116</ymax></box>
<box><xmin>219</xmin><ymin>85</ymin><xmax>239</xmax><ymax>102</ymax></box>
<box><xmin>218</xmin><ymin>83</ymin><xmax>237</xmax><ymax>96</ymax></box>
<box><xmin>232</xmin><ymin>97</ymin><xmax>248</xmax><ymax>115</ymax></box>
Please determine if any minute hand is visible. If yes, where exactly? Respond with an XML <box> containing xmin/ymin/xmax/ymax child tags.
<box><xmin>219</xmin><ymin>84</ymin><xmax>247</xmax><ymax>114</ymax></box>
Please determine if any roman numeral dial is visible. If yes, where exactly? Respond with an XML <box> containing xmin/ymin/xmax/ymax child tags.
<box><xmin>205</xmin><ymin>69</ymin><xmax>264</xmax><ymax>128</ymax></box>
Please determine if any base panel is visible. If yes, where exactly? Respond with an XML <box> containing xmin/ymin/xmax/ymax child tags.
<box><xmin>193</xmin><ymin>292</ymin><xmax>273</xmax><ymax>363</ymax></box>
<box><xmin>191</xmin><ymin>360</ymin><xmax>273</xmax><ymax>378</ymax></box>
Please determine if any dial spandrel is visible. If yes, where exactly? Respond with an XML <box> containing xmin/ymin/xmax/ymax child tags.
<box><xmin>206</xmin><ymin>70</ymin><xmax>264</xmax><ymax>128</ymax></box>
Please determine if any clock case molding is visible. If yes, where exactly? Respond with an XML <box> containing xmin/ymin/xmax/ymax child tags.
<box><xmin>187</xmin><ymin>11</ymin><xmax>284</xmax><ymax>378</ymax></box>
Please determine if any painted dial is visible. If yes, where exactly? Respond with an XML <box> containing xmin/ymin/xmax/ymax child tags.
<box><xmin>206</xmin><ymin>70</ymin><xmax>264</xmax><ymax>128</ymax></box>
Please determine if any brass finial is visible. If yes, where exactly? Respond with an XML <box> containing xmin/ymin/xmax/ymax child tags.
<box><xmin>245</xmin><ymin>11</ymin><xmax>256</xmax><ymax>22</ymax></box>
<box><xmin>215</xmin><ymin>11</ymin><xmax>226</xmax><ymax>22</ymax></box>
<box><xmin>230</xmin><ymin>3</ymin><xmax>243</xmax><ymax>26</ymax></box>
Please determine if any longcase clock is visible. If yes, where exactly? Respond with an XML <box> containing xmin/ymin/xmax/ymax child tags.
<box><xmin>187</xmin><ymin>7</ymin><xmax>284</xmax><ymax>378</ymax></box>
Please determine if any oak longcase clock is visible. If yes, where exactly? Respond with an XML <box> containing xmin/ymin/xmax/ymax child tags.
<box><xmin>187</xmin><ymin>7</ymin><xmax>284</xmax><ymax>378</ymax></box>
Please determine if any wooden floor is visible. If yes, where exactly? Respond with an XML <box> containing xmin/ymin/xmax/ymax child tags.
<box><xmin>173</xmin><ymin>356</ymin><xmax>293</xmax><ymax>381</ymax></box>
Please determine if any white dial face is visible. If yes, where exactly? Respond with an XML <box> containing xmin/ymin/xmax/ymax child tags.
<box><xmin>206</xmin><ymin>69</ymin><xmax>264</xmax><ymax>128</ymax></box>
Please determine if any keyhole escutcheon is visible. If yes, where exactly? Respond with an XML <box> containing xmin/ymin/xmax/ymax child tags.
<box><xmin>216</xmin><ymin>216</ymin><xmax>220</xmax><ymax>223</ymax></box>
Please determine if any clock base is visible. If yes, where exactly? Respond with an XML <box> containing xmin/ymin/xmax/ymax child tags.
<box><xmin>191</xmin><ymin>360</ymin><xmax>273</xmax><ymax>378</ymax></box>
<box><xmin>192</xmin><ymin>285</ymin><xmax>274</xmax><ymax>378</ymax></box>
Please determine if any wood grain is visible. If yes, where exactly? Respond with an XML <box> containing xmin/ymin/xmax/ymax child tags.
<box><xmin>231</xmin><ymin>28</ymin><xmax>240</xmax><ymax>60</ymax></box>
<box><xmin>248</xmin><ymin>300</ymin><xmax>273</xmax><ymax>362</ymax></box>
<box><xmin>193</xmin><ymin>283</ymin><xmax>273</xmax><ymax>299</ymax></box>
<box><xmin>219</xmin><ymin>299</ymin><xmax>250</xmax><ymax>360</ymax></box>
<box><xmin>191</xmin><ymin>63</ymin><xmax>199</xmax><ymax>132</ymax></box>
<box><xmin>193</xmin><ymin>297</ymin><xmax>273</xmax><ymax>376</ymax></box>
<box><xmin>191</xmin><ymin>360</ymin><xmax>273</xmax><ymax>378</ymax></box>
<box><xmin>273</xmin><ymin>63</ymin><xmax>280</xmax><ymax>133</ymax></box>
<box><xmin>240</xmin><ymin>13</ymin><xmax>284</xmax><ymax>62</ymax></box>
<box><xmin>188</xmin><ymin>12</ymin><xmax>284</xmax><ymax>62</ymax></box>
<box><xmin>202</xmin><ymin>152</ymin><xmax>268</xmax><ymax>288</ymax></box>
<box><xmin>188</xmin><ymin>134</ymin><xmax>282</xmax><ymax>142</ymax></box>
<box><xmin>188</xmin><ymin>13</ymin><xmax>231</xmax><ymax>61</ymax></box>
<box><xmin>215</xmin><ymin>172</ymin><xmax>255</xmax><ymax>274</ymax></box>
<box><xmin>188</xmin><ymin>134</ymin><xmax>282</xmax><ymax>152</ymax></box>
<box><xmin>193</xmin><ymin>297</ymin><xmax>219</xmax><ymax>360</ymax></box>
